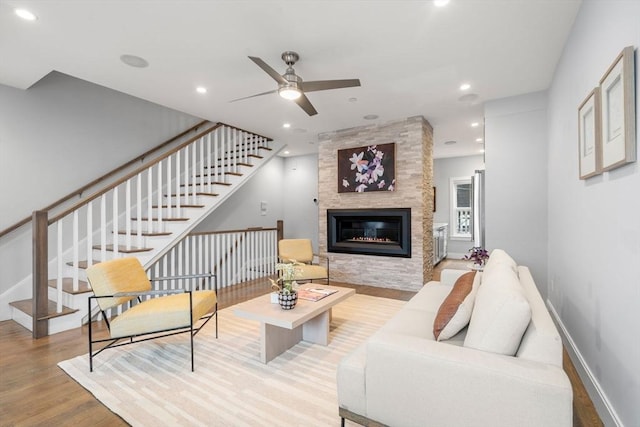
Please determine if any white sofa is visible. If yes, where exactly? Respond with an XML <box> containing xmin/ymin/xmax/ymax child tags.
<box><xmin>337</xmin><ymin>250</ymin><xmax>573</xmax><ymax>427</ymax></box>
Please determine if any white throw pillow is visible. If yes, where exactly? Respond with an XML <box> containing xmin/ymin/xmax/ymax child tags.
<box><xmin>464</xmin><ymin>265</ymin><xmax>531</xmax><ymax>356</ymax></box>
<box><xmin>483</xmin><ymin>249</ymin><xmax>518</xmax><ymax>277</ymax></box>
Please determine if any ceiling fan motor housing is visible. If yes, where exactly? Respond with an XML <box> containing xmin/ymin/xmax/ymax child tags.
<box><xmin>281</xmin><ymin>69</ymin><xmax>302</xmax><ymax>90</ymax></box>
<box><xmin>281</xmin><ymin>51</ymin><xmax>299</xmax><ymax>66</ymax></box>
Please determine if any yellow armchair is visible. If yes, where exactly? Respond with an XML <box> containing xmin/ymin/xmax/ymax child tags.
<box><xmin>86</xmin><ymin>257</ymin><xmax>217</xmax><ymax>372</ymax></box>
<box><xmin>278</xmin><ymin>238</ymin><xmax>329</xmax><ymax>283</ymax></box>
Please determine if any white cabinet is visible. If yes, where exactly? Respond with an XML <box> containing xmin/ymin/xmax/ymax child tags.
<box><xmin>433</xmin><ymin>223</ymin><xmax>448</xmax><ymax>265</ymax></box>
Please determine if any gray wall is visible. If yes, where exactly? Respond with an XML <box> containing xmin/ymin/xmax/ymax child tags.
<box><xmin>433</xmin><ymin>155</ymin><xmax>485</xmax><ymax>257</ymax></box>
<box><xmin>194</xmin><ymin>154</ymin><xmax>321</xmax><ymax>251</ymax></box>
<box><xmin>0</xmin><ymin>71</ymin><xmax>201</xmax><ymax>230</ymax></box>
<box><xmin>282</xmin><ymin>154</ymin><xmax>320</xmax><ymax>252</ymax></box>
<box><xmin>484</xmin><ymin>91</ymin><xmax>548</xmax><ymax>296</ymax></box>
<box><xmin>546</xmin><ymin>1</ymin><xmax>640</xmax><ymax>425</ymax></box>
<box><xmin>0</xmin><ymin>72</ymin><xmax>200</xmax><ymax>308</ymax></box>
<box><xmin>194</xmin><ymin>157</ymin><xmax>285</xmax><ymax>231</ymax></box>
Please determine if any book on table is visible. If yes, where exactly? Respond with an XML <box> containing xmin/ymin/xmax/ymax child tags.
<box><xmin>297</xmin><ymin>287</ymin><xmax>338</xmax><ymax>301</ymax></box>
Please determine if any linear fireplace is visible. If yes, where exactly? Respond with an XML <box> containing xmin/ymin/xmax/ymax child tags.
<box><xmin>327</xmin><ymin>208</ymin><xmax>411</xmax><ymax>258</ymax></box>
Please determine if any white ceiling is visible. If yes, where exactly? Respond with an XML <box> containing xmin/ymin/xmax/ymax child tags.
<box><xmin>0</xmin><ymin>0</ymin><xmax>581</xmax><ymax>159</ymax></box>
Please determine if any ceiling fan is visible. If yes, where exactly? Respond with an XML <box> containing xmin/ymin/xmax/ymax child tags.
<box><xmin>231</xmin><ymin>51</ymin><xmax>361</xmax><ymax>116</ymax></box>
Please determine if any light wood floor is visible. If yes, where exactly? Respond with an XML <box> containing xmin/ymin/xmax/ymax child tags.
<box><xmin>0</xmin><ymin>273</ymin><xmax>601</xmax><ymax>426</ymax></box>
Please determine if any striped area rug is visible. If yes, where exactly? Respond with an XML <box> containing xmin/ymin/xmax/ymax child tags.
<box><xmin>58</xmin><ymin>294</ymin><xmax>405</xmax><ymax>426</ymax></box>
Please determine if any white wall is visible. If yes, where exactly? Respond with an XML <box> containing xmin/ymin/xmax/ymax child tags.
<box><xmin>282</xmin><ymin>154</ymin><xmax>320</xmax><ymax>252</ymax></box>
<box><xmin>0</xmin><ymin>72</ymin><xmax>200</xmax><ymax>301</ymax></box>
<box><xmin>193</xmin><ymin>157</ymin><xmax>285</xmax><ymax>231</ymax></box>
<box><xmin>484</xmin><ymin>91</ymin><xmax>549</xmax><ymax>296</ymax></box>
<box><xmin>0</xmin><ymin>71</ymin><xmax>200</xmax><ymax>230</ymax></box>
<box><xmin>546</xmin><ymin>2</ymin><xmax>640</xmax><ymax>425</ymax></box>
<box><xmin>433</xmin><ymin>155</ymin><xmax>484</xmax><ymax>257</ymax></box>
<box><xmin>193</xmin><ymin>154</ymin><xmax>320</xmax><ymax>252</ymax></box>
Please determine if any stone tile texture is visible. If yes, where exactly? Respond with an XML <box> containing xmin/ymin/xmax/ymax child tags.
<box><xmin>318</xmin><ymin>116</ymin><xmax>433</xmax><ymax>291</ymax></box>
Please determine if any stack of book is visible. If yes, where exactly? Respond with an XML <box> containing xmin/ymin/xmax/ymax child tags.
<box><xmin>297</xmin><ymin>287</ymin><xmax>338</xmax><ymax>301</ymax></box>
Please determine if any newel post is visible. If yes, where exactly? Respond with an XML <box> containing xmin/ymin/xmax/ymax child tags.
<box><xmin>276</xmin><ymin>220</ymin><xmax>284</xmax><ymax>242</ymax></box>
<box><xmin>32</xmin><ymin>210</ymin><xmax>49</xmax><ymax>338</ymax></box>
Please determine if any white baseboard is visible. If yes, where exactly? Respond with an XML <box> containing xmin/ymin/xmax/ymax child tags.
<box><xmin>546</xmin><ymin>300</ymin><xmax>623</xmax><ymax>427</ymax></box>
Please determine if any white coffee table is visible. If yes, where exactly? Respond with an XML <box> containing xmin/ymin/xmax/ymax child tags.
<box><xmin>233</xmin><ymin>284</ymin><xmax>355</xmax><ymax>363</ymax></box>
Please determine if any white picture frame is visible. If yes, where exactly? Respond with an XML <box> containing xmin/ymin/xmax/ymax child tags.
<box><xmin>578</xmin><ymin>88</ymin><xmax>601</xmax><ymax>179</ymax></box>
<box><xmin>599</xmin><ymin>46</ymin><xmax>636</xmax><ymax>171</ymax></box>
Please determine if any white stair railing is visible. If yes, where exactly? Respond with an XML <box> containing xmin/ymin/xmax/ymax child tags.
<box><xmin>32</xmin><ymin>123</ymin><xmax>273</xmax><ymax>335</ymax></box>
<box><xmin>148</xmin><ymin>225</ymin><xmax>280</xmax><ymax>290</ymax></box>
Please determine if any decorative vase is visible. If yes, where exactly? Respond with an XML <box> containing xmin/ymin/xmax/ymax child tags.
<box><xmin>278</xmin><ymin>290</ymin><xmax>298</xmax><ymax>310</ymax></box>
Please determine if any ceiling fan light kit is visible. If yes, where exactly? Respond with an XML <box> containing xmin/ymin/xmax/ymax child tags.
<box><xmin>279</xmin><ymin>87</ymin><xmax>301</xmax><ymax>100</ymax></box>
<box><xmin>233</xmin><ymin>51</ymin><xmax>361</xmax><ymax>116</ymax></box>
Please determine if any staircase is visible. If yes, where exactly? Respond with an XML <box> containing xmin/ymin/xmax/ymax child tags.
<box><xmin>9</xmin><ymin>122</ymin><xmax>283</xmax><ymax>336</ymax></box>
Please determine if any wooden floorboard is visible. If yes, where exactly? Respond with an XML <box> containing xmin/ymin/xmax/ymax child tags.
<box><xmin>1</xmin><ymin>275</ymin><xmax>601</xmax><ymax>426</ymax></box>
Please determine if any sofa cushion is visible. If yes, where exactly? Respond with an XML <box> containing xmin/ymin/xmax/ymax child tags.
<box><xmin>464</xmin><ymin>265</ymin><xmax>531</xmax><ymax>356</ymax></box>
<box><xmin>433</xmin><ymin>271</ymin><xmax>480</xmax><ymax>341</ymax></box>
<box><xmin>482</xmin><ymin>248</ymin><xmax>518</xmax><ymax>281</ymax></box>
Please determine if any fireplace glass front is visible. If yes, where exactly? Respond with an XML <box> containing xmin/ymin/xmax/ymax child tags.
<box><xmin>327</xmin><ymin>208</ymin><xmax>411</xmax><ymax>257</ymax></box>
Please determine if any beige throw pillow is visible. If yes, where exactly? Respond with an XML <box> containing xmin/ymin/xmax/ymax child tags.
<box><xmin>433</xmin><ymin>271</ymin><xmax>480</xmax><ymax>341</ymax></box>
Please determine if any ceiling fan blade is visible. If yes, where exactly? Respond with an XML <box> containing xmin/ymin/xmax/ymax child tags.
<box><xmin>301</xmin><ymin>79</ymin><xmax>361</xmax><ymax>93</ymax></box>
<box><xmin>294</xmin><ymin>93</ymin><xmax>318</xmax><ymax>116</ymax></box>
<box><xmin>248</xmin><ymin>56</ymin><xmax>288</xmax><ymax>85</ymax></box>
<box><xmin>229</xmin><ymin>89</ymin><xmax>278</xmax><ymax>103</ymax></box>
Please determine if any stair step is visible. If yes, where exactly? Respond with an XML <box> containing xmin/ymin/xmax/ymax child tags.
<box><xmin>66</xmin><ymin>260</ymin><xmax>102</xmax><ymax>269</ymax></box>
<box><xmin>180</xmin><ymin>181</ymin><xmax>232</xmax><ymax>187</ymax></box>
<box><xmin>48</xmin><ymin>278</ymin><xmax>92</xmax><ymax>295</ymax></box>
<box><xmin>248</xmin><ymin>154</ymin><xmax>263</xmax><ymax>159</ymax></box>
<box><xmin>130</xmin><ymin>217</ymin><xmax>189</xmax><ymax>222</ymax></box>
<box><xmin>10</xmin><ymin>299</ymin><xmax>78</xmax><ymax>320</ymax></box>
<box><xmin>92</xmin><ymin>244</ymin><xmax>153</xmax><ymax>253</ymax></box>
<box><xmin>165</xmin><ymin>192</ymin><xmax>219</xmax><ymax>198</ymax></box>
<box><xmin>117</xmin><ymin>230</ymin><xmax>173</xmax><ymax>237</ymax></box>
<box><xmin>194</xmin><ymin>173</ymin><xmax>243</xmax><ymax>179</ymax></box>
<box><xmin>151</xmin><ymin>204</ymin><xmax>204</xmax><ymax>209</ymax></box>
<box><xmin>204</xmin><ymin>162</ymin><xmax>254</xmax><ymax>168</ymax></box>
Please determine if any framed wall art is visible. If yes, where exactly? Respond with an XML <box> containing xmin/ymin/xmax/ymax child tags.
<box><xmin>599</xmin><ymin>45</ymin><xmax>636</xmax><ymax>172</ymax></box>
<box><xmin>578</xmin><ymin>87</ymin><xmax>601</xmax><ymax>179</ymax></box>
<box><xmin>337</xmin><ymin>143</ymin><xmax>396</xmax><ymax>193</ymax></box>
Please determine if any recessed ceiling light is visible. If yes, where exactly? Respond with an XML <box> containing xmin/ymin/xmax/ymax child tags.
<box><xmin>471</xmin><ymin>122</ymin><xmax>480</xmax><ymax>127</ymax></box>
<box><xmin>444</xmin><ymin>140</ymin><xmax>457</xmax><ymax>145</ymax></box>
<box><xmin>460</xmin><ymin>83</ymin><xmax>471</xmax><ymax>91</ymax></box>
<box><xmin>348</xmin><ymin>97</ymin><xmax>358</xmax><ymax>102</ymax></box>
<box><xmin>434</xmin><ymin>0</ymin><xmax>450</xmax><ymax>7</ymax></box>
<box><xmin>283</xmin><ymin>150</ymin><xmax>290</xmax><ymax>155</ymax></box>
<box><xmin>476</xmin><ymin>138</ymin><xmax>483</xmax><ymax>142</ymax></box>
<box><xmin>283</xmin><ymin>123</ymin><xmax>291</xmax><ymax>128</ymax></box>
<box><xmin>196</xmin><ymin>86</ymin><xmax>207</xmax><ymax>94</ymax></box>
<box><xmin>15</xmin><ymin>8</ymin><xmax>37</xmax><ymax>21</ymax></box>
<box><xmin>480</xmin><ymin>149</ymin><xmax>485</xmax><ymax>153</ymax></box>
<box><xmin>120</xmin><ymin>54</ymin><xmax>149</xmax><ymax>68</ymax></box>
<box><xmin>363</xmin><ymin>114</ymin><xmax>379</xmax><ymax>120</ymax></box>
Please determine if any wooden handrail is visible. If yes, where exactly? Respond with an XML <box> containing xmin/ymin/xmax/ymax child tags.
<box><xmin>189</xmin><ymin>226</ymin><xmax>278</xmax><ymax>236</ymax></box>
<box><xmin>48</xmin><ymin>122</ymin><xmax>272</xmax><ymax>226</ymax></box>
<box><xmin>47</xmin><ymin>122</ymin><xmax>225</xmax><ymax>225</ymax></box>
<box><xmin>220</xmin><ymin>123</ymin><xmax>273</xmax><ymax>142</ymax></box>
<box><xmin>0</xmin><ymin>120</ymin><xmax>210</xmax><ymax>238</ymax></box>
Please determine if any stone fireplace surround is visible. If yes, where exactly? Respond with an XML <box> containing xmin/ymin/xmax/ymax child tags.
<box><xmin>318</xmin><ymin>116</ymin><xmax>433</xmax><ymax>292</ymax></box>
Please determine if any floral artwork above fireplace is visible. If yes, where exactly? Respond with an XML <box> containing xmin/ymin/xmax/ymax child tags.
<box><xmin>337</xmin><ymin>143</ymin><xmax>396</xmax><ymax>193</ymax></box>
